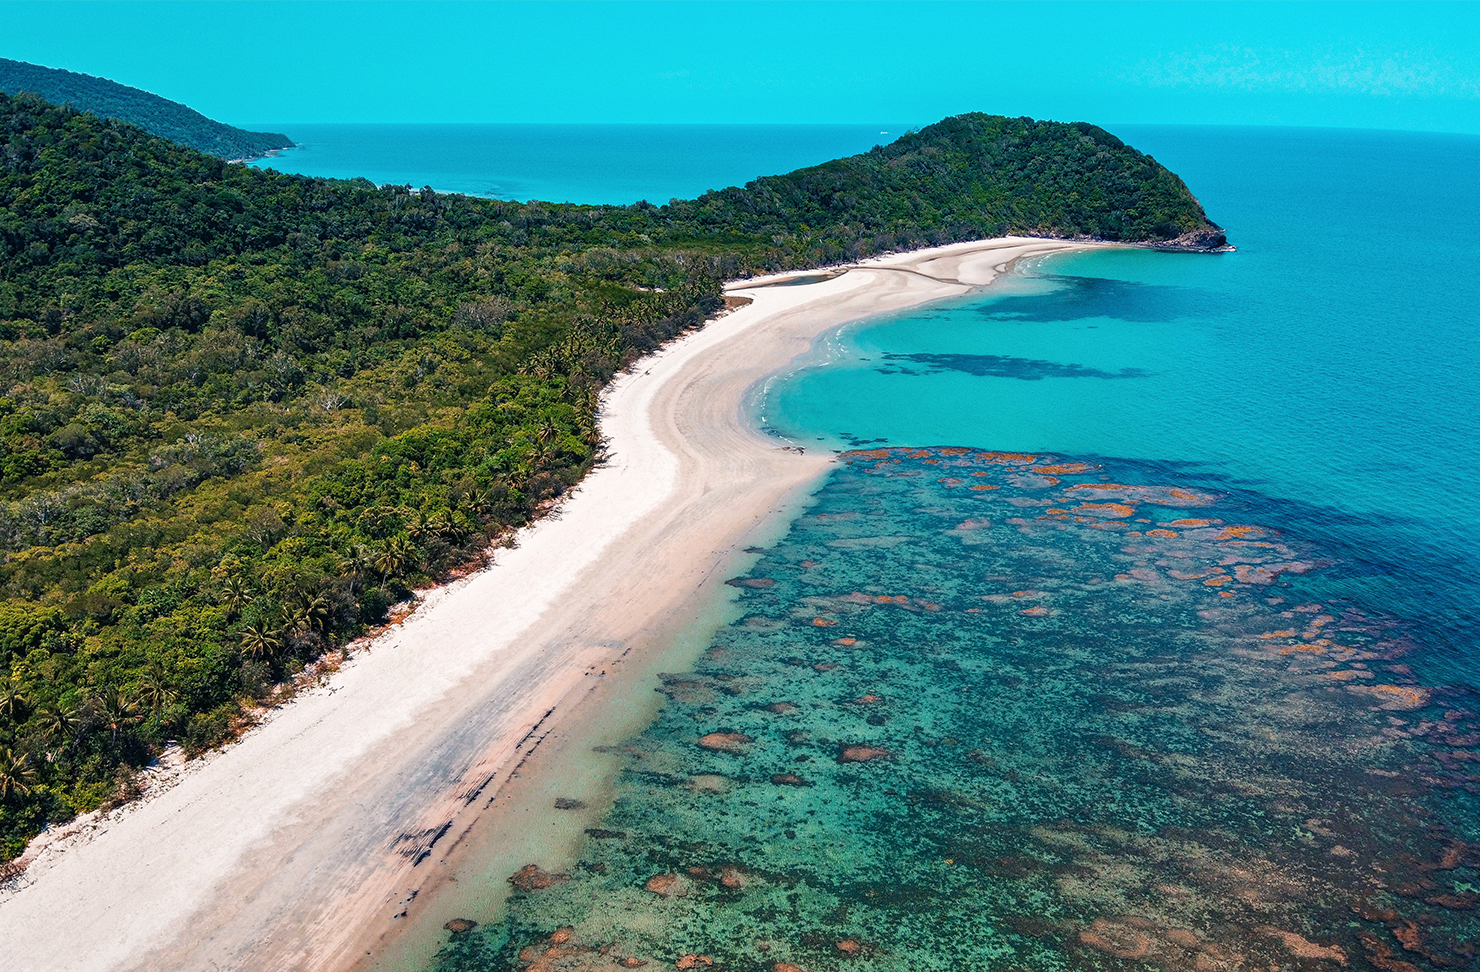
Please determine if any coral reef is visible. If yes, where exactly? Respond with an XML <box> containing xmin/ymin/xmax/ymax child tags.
<box><xmin>434</xmin><ymin>449</ymin><xmax>1478</xmax><ymax>972</ymax></box>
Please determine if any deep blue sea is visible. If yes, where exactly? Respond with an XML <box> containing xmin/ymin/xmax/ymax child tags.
<box><xmin>301</xmin><ymin>125</ymin><xmax>1479</xmax><ymax>971</ymax></box>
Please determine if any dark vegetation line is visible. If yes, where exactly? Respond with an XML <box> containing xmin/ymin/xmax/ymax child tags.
<box><xmin>0</xmin><ymin>90</ymin><xmax>1224</xmax><ymax>861</ymax></box>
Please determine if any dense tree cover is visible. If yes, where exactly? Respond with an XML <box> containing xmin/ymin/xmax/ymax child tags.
<box><xmin>0</xmin><ymin>59</ymin><xmax>292</xmax><ymax>161</ymax></box>
<box><xmin>0</xmin><ymin>92</ymin><xmax>1223</xmax><ymax>860</ymax></box>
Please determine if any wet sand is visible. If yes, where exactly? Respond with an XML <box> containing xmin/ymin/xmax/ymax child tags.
<box><xmin>0</xmin><ymin>237</ymin><xmax>1090</xmax><ymax>972</ymax></box>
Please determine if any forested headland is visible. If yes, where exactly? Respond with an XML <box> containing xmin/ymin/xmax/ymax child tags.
<box><xmin>0</xmin><ymin>90</ymin><xmax>1225</xmax><ymax>860</ymax></box>
<box><xmin>0</xmin><ymin>59</ymin><xmax>293</xmax><ymax>161</ymax></box>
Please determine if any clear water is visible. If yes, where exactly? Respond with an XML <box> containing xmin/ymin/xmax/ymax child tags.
<box><xmin>436</xmin><ymin>450</ymin><xmax>1479</xmax><ymax>972</ymax></box>
<box><xmin>245</xmin><ymin>123</ymin><xmax>909</xmax><ymax>203</ymax></box>
<box><xmin>417</xmin><ymin>127</ymin><xmax>1480</xmax><ymax>970</ymax></box>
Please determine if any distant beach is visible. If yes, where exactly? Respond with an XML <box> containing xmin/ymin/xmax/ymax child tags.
<box><xmin>0</xmin><ymin>238</ymin><xmax>1088</xmax><ymax>972</ymax></box>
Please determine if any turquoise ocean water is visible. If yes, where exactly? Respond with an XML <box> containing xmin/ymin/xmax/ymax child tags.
<box><xmin>306</xmin><ymin>125</ymin><xmax>1479</xmax><ymax>971</ymax></box>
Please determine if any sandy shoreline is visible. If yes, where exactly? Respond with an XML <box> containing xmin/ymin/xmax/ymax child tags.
<box><xmin>0</xmin><ymin>237</ymin><xmax>1090</xmax><ymax>972</ymax></box>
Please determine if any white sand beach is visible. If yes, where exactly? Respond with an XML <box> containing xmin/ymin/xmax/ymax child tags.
<box><xmin>0</xmin><ymin>237</ymin><xmax>1089</xmax><ymax>972</ymax></box>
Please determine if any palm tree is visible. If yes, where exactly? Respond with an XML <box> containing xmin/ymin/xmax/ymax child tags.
<box><xmin>531</xmin><ymin>440</ymin><xmax>557</xmax><ymax>474</ymax></box>
<box><xmin>445</xmin><ymin>509</ymin><xmax>474</xmax><ymax>542</ymax></box>
<box><xmin>300</xmin><ymin>592</ymin><xmax>329</xmax><ymax>631</ymax></box>
<box><xmin>134</xmin><ymin>664</ymin><xmax>177</xmax><ymax>714</ymax></box>
<box><xmin>94</xmin><ymin>690</ymin><xmax>141</xmax><ymax>745</ymax></box>
<box><xmin>221</xmin><ymin>575</ymin><xmax>254</xmax><ymax>620</ymax></box>
<box><xmin>576</xmin><ymin>410</ymin><xmax>599</xmax><ymax>447</ymax></box>
<box><xmin>0</xmin><ymin>747</ymin><xmax>38</xmax><ymax>801</ymax></box>
<box><xmin>469</xmin><ymin>485</ymin><xmax>498</xmax><ymax>517</ymax></box>
<box><xmin>376</xmin><ymin>534</ymin><xmax>418</xmax><ymax>581</ymax></box>
<box><xmin>240</xmin><ymin>621</ymin><xmax>281</xmax><ymax>661</ymax></box>
<box><xmin>281</xmin><ymin>592</ymin><xmax>329</xmax><ymax>640</ymax></box>
<box><xmin>406</xmin><ymin>508</ymin><xmax>433</xmax><ymax>541</ymax></box>
<box><xmin>0</xmin><ymin>676</ymin><xmax>28</xmax><ymax>721</ymax></box>
<box><xmin>427</xmin><ymin>507</ymin><xmax>454</xmax><ymax>539</ymax></box>
<box><xmin>535</xmin><ymin>419</ymin><xmax>561</xmax><ymax>448</ymax></box>
<box><xmin>35</xmin><ymin>699</ymin><xmax>79</xmax><ymax>748</ymax></box>
<box><xmin>340</xmin><ymin>545</ymin><xmax>373</xmax><ymax>593</ymax></box>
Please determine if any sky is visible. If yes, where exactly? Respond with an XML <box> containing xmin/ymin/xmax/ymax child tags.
<box><xmin>3</xmin><ymin>1</ymin><xmax>1479</xmax><ymax>132</ymax></box>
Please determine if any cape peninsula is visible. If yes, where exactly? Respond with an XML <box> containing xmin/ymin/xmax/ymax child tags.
<box><xmin>0</xmin><ymin>90</ymin><xmax>1225</xmax><ymax>970</ymax></box>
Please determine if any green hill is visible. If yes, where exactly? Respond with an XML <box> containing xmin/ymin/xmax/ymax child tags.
<box><xmin>0</xmin><ymin>91</ymin><xmax>1224</xmax><ymax>858</ymax></box>
<box><xmin>0</xmin><ymin>58</ymin><xmax>292</xmax><ymax>160</ymax></box>
<box><xmin>673</xmin><ymin>112</ymin><xmax>1227</xmax><ymax>253</ymax></box>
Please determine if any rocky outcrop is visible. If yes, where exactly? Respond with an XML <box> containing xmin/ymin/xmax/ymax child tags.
<box><xmin>1146</xmin><ymin>228</ymin><xmax>1233</xmax><ymax>252</ymax></box>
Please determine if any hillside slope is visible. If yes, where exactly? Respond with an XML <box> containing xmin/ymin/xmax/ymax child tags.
<box><xmin>0</xmin><ymin>58</ymin><xmax>292</xmax><ymax>160</ymax></box>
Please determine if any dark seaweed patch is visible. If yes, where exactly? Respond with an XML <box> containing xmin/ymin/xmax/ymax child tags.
<box><xmin>981</xmin><ymin>274</ymin><xmax>1211</xmax><ymax>323</ymax></box>
<box><xmin>878</xmin><ymin>352</ymin><xmax>1150</xmax><ymax>380</ymax></box>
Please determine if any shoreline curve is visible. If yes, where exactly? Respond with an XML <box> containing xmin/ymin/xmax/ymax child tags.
<box><xmin>0</xmin><ymin>236</ymin><xmax>1093</xmax><ymax>972</ymax></box>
